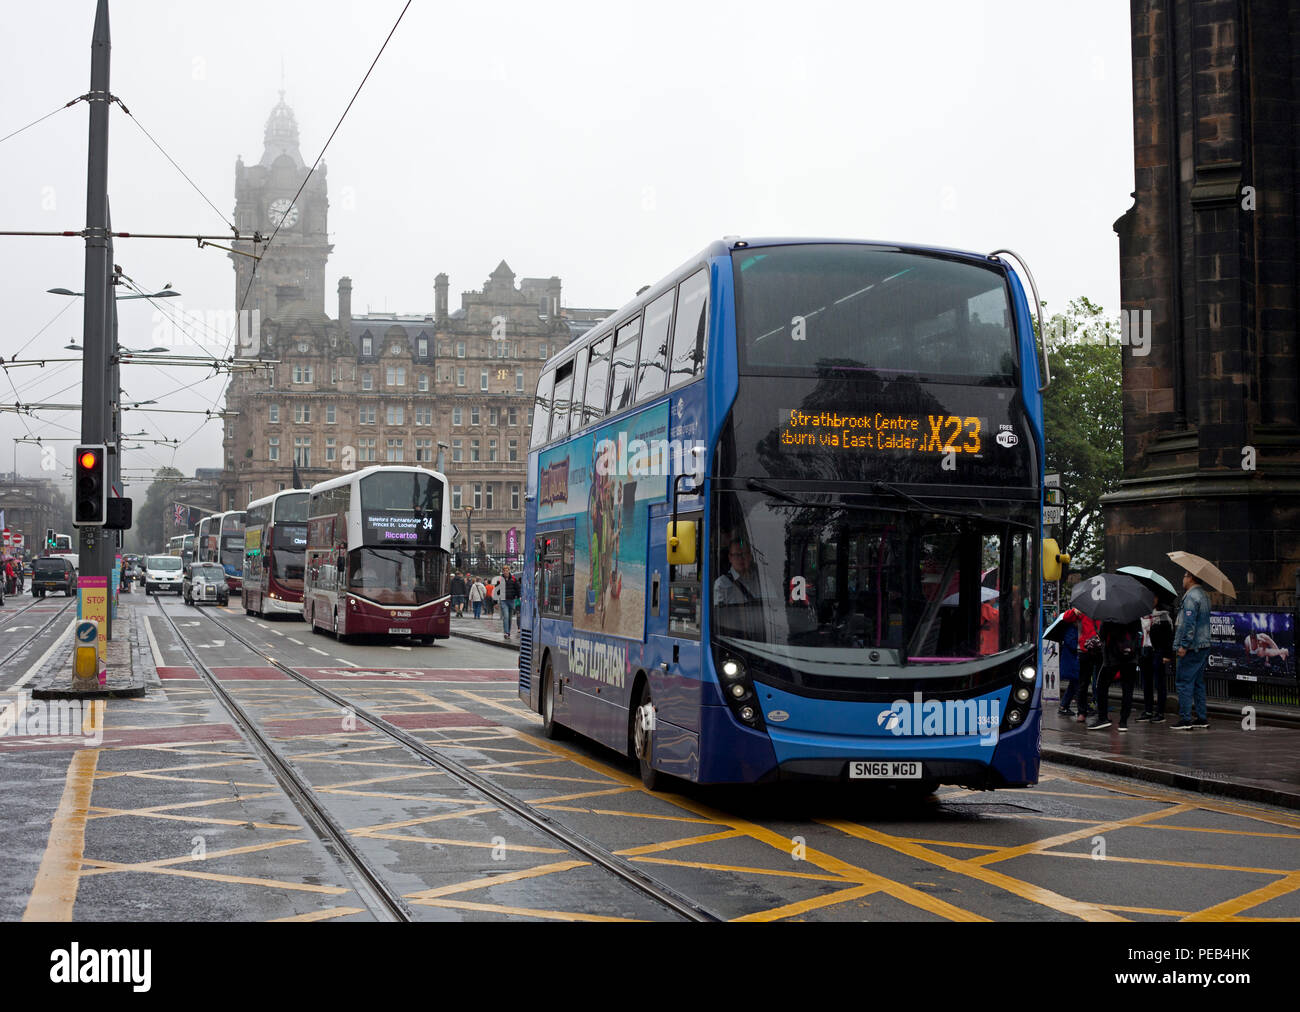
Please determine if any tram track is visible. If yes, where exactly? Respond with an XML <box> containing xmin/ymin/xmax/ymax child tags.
<box><xmin>176</xmin><ymin>597</ymin><xmax>722</xmax><ymax>923</ymax></box>
<box><xmin>0</xmin><ymin>596</ymin><xmax>77</xmax><ymax>674</ymax></box>
<box><xmin>150</xmin><ymin>596</ymin><xmax>414</xmax><ymax>922</ymax></box>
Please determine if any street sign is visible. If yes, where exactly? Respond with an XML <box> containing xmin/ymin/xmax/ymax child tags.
<box><xmin>1043</xmin><ymin>505</ymin><xmax>1063</xmax><ymax>525</ymax></box>
<box><xmin>1045</xmin><ymin>472</ymin><xmax>1061</xmax><ymax>487</ymax></box>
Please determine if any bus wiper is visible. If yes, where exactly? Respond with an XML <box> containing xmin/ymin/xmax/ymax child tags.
<box><xmin>871</xmin><ymin>482</ymin><xmax>1040</xmax><ymax>532</ymax></box>
<box><xmin>746</xmin><ymin>478</ymin><xmax>906</xmax><ymax>515</ymax></box>
<box><xmin>745</xmin><ymin>478</ymin><xmax>812</xmax><ymax>507</ymax></box>
<box><xmin>870</xmin><ymin>481</ymin><xmax>993</xmax><ymax>525</ymax></box>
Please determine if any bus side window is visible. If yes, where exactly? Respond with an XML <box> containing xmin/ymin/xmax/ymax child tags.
<box><xmin>667</xmin><ymin>512</ymin><xmax>703</xmax><ymax>639</ymax></box>
<box><xmin>668</xmin><ymin>269</ymin><xmax>709</xmax><ymax>387</ymax></box>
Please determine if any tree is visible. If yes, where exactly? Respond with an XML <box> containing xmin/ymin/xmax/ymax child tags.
<box><xmin>127</xmin><ymin>467</ymin><xmax>184</xmax><ymax>555</ymax></box>
<box><xmin>1041</xmin><ymin>297</ymin><xmax>1123</xmax><ymax>573</ymax></box>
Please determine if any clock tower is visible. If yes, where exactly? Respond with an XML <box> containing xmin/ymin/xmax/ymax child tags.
<box><xmin>231</xmin><ymin>93</ymin><xmax>333</xmax><ymax>330</ymax></box>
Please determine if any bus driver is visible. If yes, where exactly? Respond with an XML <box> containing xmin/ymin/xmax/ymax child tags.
<box><xmin>714</xmin><ymin>537</ymin><xmax>759</xmax><ymax>607</ymax></box>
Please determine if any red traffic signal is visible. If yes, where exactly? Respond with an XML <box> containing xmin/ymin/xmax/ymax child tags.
<box><xmin>74</xmin><ymin>443</ymin><xmax>107</xmax><ymax>526</ymax></box>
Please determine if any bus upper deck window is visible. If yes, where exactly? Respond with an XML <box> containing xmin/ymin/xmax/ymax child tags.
<box><xmin>669</xmin><ymin>269</ymin><xmax>708</xmax><ymax>386</ymax></box>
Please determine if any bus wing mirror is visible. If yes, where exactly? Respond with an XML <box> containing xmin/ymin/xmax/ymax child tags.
<box><xmin>667</xmin><ymin>520</ymin><xmax>696</xmax><ymax>566</ymax></box>
<box><xmin>1042</xmin><ymin>538</ymin><xmax>1070</xmax><ymax>582</ymax></box>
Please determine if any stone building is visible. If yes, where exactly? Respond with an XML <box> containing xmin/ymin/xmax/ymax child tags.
<box><xmin>220</xmin><ymin>95</ymin><xmax>613</xmax><ymax>558</ymax></box>
<box><xmin>0</xmin><ymin>476</ymin><xmax>69</xmax><ymax>557</ymax></box>
<box><xmin>1105</xmin><ymin>0</ymin><xmax>1299</xmax><ymax>607</ymax></box>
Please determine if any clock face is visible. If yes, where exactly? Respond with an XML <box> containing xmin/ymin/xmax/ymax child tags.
<box><xmin>268</xmin><ymin>198</ymin><xmax>299</xmax><ymax>229</ymax></box>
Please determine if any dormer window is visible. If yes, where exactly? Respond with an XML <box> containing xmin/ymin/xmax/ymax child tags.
<box><xmin>361</xmin><ymin>335</ymin><xmax>373</xmax><ymax>356</ymax></box>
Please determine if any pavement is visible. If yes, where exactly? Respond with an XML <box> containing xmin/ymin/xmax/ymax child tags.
<box><xmin>450</xmin><ymin>615</ymin><xmax>1300</xmax><ymax>810</ymax></box>
<box><xmin>27</xmin><ymin>595</ymin><xmax>150</xmax><ymax>700</ymax></box>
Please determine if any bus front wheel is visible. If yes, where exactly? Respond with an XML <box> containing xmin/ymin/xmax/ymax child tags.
<box><xmin>540</xmin><ymin>658</ymin><xmax>565</xmax><ymax>740</ymax></box>
<box><xmin>630</xmin><ymin>681</ymin><xmax>664</xmax><ymax>791</ymax></box>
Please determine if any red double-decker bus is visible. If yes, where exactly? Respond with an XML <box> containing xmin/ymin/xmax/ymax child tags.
<box><xmin>303</xmin><ymin>466</ymin><xmax>452</xmax><ymax>642</ymax></box>
<box><xmin>242</xmin><ymin>490</ymin><xmax>309</xmax><ymax>617</ymax></box>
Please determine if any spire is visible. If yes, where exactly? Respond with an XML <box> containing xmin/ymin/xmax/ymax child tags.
<box><xmin>260</xmin><ymin>91</ymin><xmax>304</xmax><ymax>169</ymax></box>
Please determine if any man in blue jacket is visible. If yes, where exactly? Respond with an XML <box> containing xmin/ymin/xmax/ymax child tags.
<box><xmin>1171</xmin><ymin>571</ymin><xmax>1213</xmax><ymax>730</ymax></box>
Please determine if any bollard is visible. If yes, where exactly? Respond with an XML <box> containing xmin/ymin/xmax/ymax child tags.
<box><xmin>72</xmin><ymin>620</ymin><xmax>100</xmax><ymax>691</ymax></box>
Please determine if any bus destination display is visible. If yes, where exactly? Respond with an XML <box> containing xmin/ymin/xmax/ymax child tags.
<box><xmin>363</xmin><ymin>511</ymin><xmax>438</xmax><ymax>545</ymax></box>
<box><xmin>778</xmin><ymin>409</ymin><xmax>991</xmax><ymax>456</ymax></box>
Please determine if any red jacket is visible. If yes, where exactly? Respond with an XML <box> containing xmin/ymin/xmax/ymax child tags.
<box><xmin>1062</xmin><ymin>607</ymin><xmax>1099</xmax><ymax>645</ymax></box>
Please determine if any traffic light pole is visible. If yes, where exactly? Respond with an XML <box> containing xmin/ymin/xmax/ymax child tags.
<box><xmin>77</xmin><ymin>0</ymin><xmax>114</xmax><ymax>638</ymax></box>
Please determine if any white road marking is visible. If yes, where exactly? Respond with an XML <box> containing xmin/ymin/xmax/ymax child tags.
<box><xmin>9</xmin><ymin>619</ymin><xmax>75</xmax><ymax>691</ymax></box>
<box><xmin>269</xmin><ymin>629</ymin><xmax>284</xmax><ymax>636</ymax></box>
<box><xmin>309</xmin><ymin>647</ymin><xmax>328</xmax><ymax>656</ymax></box>
<box><xmin>144</xmin><ymin>615</ymin><xmax>166</xmax><ymax>669</ymax></box>
<box><xmin>1</xmin><ymin>618</ymin><xmax>76</xmax><ymax>730</ymax></box>
<box><xmin>287</xmin><ymin>638</ymin><xmax>304</xmax><ymax>646</ymax></box>
<box><xmin>335</xmin><ymin>658</ymin><xmax>360</xmax><ymax>667</ymax></box>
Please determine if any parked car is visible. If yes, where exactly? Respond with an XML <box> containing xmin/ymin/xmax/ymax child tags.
<box><xmin>143</xmin><ymin>554</ymin><xmax>184</xmax><ymax>595</ymax></box>
<box><xmin>183</xmin><ymin>562</ymin><xmax>229</xmax><ymax>607</ymax></box>
<box><xmin>31</xmin><ymin>557</ymin><xmax>77</xmax><ymax>597</ymax></box>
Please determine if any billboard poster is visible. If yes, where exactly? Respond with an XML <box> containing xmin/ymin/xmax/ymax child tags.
<box><xmin>1207</xmin><ymin>610</ymin><xmax>1295</xmax><ymax>682</ymax></box>
<box><xmin>536</xmin><ymin>402</ymin><xmax>670</xmax><ymax>641</ymax></box>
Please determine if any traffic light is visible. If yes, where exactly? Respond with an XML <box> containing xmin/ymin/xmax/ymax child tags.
<box><xmin>46</xmin><ymin>528</ymin><xmax>56</xmax><ymax>549</ymax></box>
<box><xmin>74</xmin><ymin>444</ymin><xmax>107</xmax><ymax>526</ymax></box>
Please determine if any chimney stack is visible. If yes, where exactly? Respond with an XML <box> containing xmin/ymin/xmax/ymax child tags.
<box><xmin>338</xmin><ymin>276</ymin><xmax>353</xmax><ymax>334</ymax></box>
<box><xmin>435</xmin><ymin>272</ymin><xmax>449</xmax><ymax>324</ymax></box>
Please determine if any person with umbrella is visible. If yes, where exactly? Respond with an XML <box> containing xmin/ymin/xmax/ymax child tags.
<box><xmin>1118</xmin><ymin>566</ymin><xmax>1179</xmax><ymax>723</ymax></box>
<box><xmin>1167</xmin><ymin>551</ymin><xmax>1234</xmax><ymax>731</ymax></box>
<box><xmin>1065</xmin><ymin>573</ymin><xmax>1155</xmax><ymax>730</ymax></box>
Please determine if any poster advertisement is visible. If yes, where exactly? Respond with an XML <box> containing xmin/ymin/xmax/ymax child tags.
<box><xmin>537</xmin><ymin>402</ymin><xmax>670</xmax><ymax>640</ymax></box>
<box><xmin>1207</xmin><ymin>610</ymin><xmax>1295</xmax><ymax>682</ymax></box>
<box><xmin>1041</xmin><ymin>579</ymin><xmax>1060</xmax><ymax>701</ymax></box>
<box><xmin>78</xmin><ymin>575</ymin><xmax>109</xmax><ymax>660</ymax></box>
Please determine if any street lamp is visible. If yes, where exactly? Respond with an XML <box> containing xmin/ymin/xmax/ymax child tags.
<box><xmin>464</xmin><ymin>506</ymin><xmax>474</xmax><ymax>572</ymax></box>
<box><xmin>65</xmin><ymin>342</ymin><xmax>168</xmax><ymax>354</ymax></box>
<box><xmin>49</xmin><ymin>286</ymin><xmax>180</xmax><ymax>301</ymax></box>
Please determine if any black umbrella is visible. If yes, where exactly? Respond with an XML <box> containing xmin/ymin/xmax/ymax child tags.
<box><xmin>1068</xmin><ymin>573</ymin><xmax>1155</xmax><ymax>624</ymax></box>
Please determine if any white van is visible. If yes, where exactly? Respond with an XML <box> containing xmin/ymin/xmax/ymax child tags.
<box><xmin>144</xmin><ymin>554</ymin><xmax>184</xmax><ymax>595</ymax></box>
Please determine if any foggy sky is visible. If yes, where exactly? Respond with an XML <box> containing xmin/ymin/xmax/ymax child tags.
<box><xmin>0</xmin><ymin>0</ymin><xmax>1134</xmax><ymax>485</ymax></box>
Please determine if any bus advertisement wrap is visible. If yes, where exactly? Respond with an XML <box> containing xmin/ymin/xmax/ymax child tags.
<box><xmin>537</xmin><ymin>402</ymin><xmax>670</xmax><ymax>641</ymax></box>
<box><xmin>1207</xmin><ymin>610</ymin><xmax>1296</xmax><ymax>682</ymax></box>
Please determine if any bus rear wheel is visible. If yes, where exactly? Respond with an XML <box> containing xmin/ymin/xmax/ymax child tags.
<box><xmin>630</xmin><ymin>681</ymin><xmax>664</xmax><ymax>791</ymax></box>
<box><xmin>540</xmin><ymin>658</ymin><xmax>565</xmax><ymax>740</ymax></box>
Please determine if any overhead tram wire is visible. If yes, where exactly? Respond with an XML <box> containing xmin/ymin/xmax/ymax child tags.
<box><xmin>116</xmin><ymin>101</ymin><xmax>238</xmax><ymax>235</ymax></box>
<box><xmin>0</xmin><ymin>97</ymin><xmax>83</xmax><ymax>147</ymax></box>
<box><xmin>227</xmin><ymin>0</ymin><xmax>414</xmax><ymax>359</ymax></box>
<box><xmin>4</xmin><ymin>299</ymin><xmax>78</xmax><ymax>359</ymax></box>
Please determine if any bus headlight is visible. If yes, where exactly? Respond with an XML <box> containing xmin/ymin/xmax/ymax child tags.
<box><xmin>1007</xmin><ymin>709</ymin><xmax>1024</xmax><ymax>726</ymax></box>
<box><xmin>739</xmin><ymin>706</ymin><xmax>755</xmax><ymax>722</ymax></box>
<box><xmin>1015</xmin><ymin>687</ymin><xmax>1030</xmax><ymax>703</ymax></box>
<box><xmin>721</xmin><ymin>659</ymin><xmax>744</xmax><ymax>680</ymax></box>
<box><xmin>729</xmin><ymin>683</ymin><xmax>747</xmax><ymax>700</ymax></box>
<box><xmin>1019</xmin><ymin>665</ymin><xmax>1036</xmax><ymax>683</ymax></box>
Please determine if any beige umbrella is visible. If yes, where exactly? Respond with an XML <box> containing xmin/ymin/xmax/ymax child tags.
<box><xmin>1167</xmin><ymin>551</ymin><xmax>1237</xmax><ymax>600</ymax></box>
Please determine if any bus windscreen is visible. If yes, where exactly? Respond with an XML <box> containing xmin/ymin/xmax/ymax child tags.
<box><xmin>734</xmin><ymin>245</ymin><xmax>1017</xmax><ymax>384</ymax></box>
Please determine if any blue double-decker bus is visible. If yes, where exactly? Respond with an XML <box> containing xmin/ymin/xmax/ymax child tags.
<box><xmin>520</xmin><ymin>237</ymin><xmax>1052</xmax><ymax>792</ymax></box>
